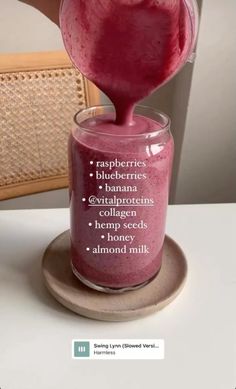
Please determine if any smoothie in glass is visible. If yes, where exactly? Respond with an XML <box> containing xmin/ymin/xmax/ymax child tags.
<box><xmin>69</xmin><ymin>106</ymin><xmax>173</xmax><ymax>289</ymax></box>
<box><xmin>60</xmin><ymin>0</ymin><xmax>198</xmax><ymax>291</ymax></box>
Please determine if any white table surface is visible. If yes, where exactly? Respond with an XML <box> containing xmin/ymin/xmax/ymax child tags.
<box><xmin>0</xmin><ymin>204</ymin><xmax>235</xmax><ymax>389</ymax></box>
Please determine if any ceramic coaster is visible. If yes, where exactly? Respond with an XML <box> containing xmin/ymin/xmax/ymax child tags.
<box><xmin>42</xmin><ymin>231</ymin><xmax>187</xmax><ymax>322</ymax></box>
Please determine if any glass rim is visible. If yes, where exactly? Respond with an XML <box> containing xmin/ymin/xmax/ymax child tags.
<box><xmin>73</xmin><ymin>105</ymin><xmax>171</xmax><ymax>139</ymax></box>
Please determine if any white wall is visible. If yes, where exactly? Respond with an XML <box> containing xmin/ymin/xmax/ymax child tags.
<box><xmin>0</xmin><ymin>0</ymin><xmax>64</xmax><ymax>52</ymax></box>
<box><xmin>174</xmin><ymin>0</ymin><xmax>236</xmax><ymax>204</ymax></box>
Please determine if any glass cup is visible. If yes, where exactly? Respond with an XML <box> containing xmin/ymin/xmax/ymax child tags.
<box><xmin>69</xmin><ymin>105</ymin><xmax>174</xmax><ymax>293</ymax></box>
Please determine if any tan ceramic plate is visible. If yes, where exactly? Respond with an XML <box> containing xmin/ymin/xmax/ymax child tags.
<box><xmin>42</xmin><ymin>231</ymin><xmax>187</xmax><ymax>322</ymax></box>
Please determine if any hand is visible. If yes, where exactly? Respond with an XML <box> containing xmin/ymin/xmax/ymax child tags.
<box><xmin>19</xmin><ymin>0</ymin><xmax>61</xmax><ymax>26</ymax></box>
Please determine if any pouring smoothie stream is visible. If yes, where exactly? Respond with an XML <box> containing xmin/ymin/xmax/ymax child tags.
<box><xmin>60</xmin><ymin>0</ymin><xmax>198</xmax><ymax>291</ymax></box>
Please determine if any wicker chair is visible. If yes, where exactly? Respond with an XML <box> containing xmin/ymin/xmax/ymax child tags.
<box><xmin>0</xmin><ymin>51</ymin><xmax>100</xmax><ymax>201</ymax></box>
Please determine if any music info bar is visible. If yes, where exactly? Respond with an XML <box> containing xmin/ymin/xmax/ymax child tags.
<box><xmin>72</xmin><ymin>339</ymin><xmax>165</xmax><ymax>360</ymax></box>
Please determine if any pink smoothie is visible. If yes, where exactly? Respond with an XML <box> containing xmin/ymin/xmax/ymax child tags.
<box><xmin>69</xmin><ymin>111</ymin><xmax>174</xmax><ymax>287</ymax></box>
<box><xmin>60</xmin><ymin>0</ymin><xmax>197</xmax><ymax>289</ymax></box>
<box><xmin>60</xmin><ymin>0</ymin><xmax>197</xmax><ymax>124</ymax></box>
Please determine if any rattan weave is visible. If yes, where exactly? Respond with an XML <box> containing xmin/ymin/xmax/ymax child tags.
<box><xmin>0</xmin><ymin>65</ymin><xmax>88</xmax><ymax>199</ymax></box>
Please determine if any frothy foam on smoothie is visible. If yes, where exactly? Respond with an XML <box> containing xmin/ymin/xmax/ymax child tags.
<box><xmin>81</xmin><ymin>113</ymin><xmax>162</xmax><ymax>137</ymax></box>
<box><xmin>60</xmin><ymin>0</ymin><xmax>196</xmax><ymax>125</ymax></box>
